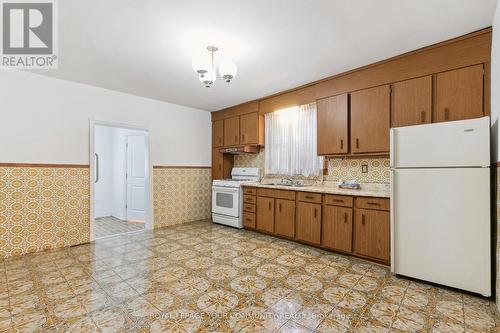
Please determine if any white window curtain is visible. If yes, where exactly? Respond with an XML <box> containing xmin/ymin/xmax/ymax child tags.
<box><xmin>265</xmin><ymin>102</ymin><xmax>324</xmax><ymax>177</ymax></box>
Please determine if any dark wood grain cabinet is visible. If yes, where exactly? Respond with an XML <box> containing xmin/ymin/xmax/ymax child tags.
<box><xmin>274</xmin><ymin>199</ymin><xmax>296</xmax><ymax>238</ymax></box>
<box><xmin>296</xmin><ymin>201</ymin><xmax>322</xmax><ymax>245</ymax></box>
<box><xmin>353</xmin><ymin>208</ymin><xmax>390</xmax><ymax>262</ymax></box>
<box><xmin>223</xmin><ymin>116</ymin><xmax>240</xmax><ymax>147</ymax></box>
<box><xmin>322</xmin><ymin>205</ymin><xmax>353</xmax><ymax>253</ymax></box>
<box><xmin>317</xmin><ymin>94</ymin><xmax>349</xmax><ymax>155</ymax></box>
<box><xmin>256</xmin><ymin>196</ymin><xmax>274</xmax><ymax>233</ymax></box>
<box><xmin>212</xmin><ymin>120</ymin><xmax>224</xmax><ymax>147</ymax></box>
<box><xmin>391</xmin><ymin>76</ymin><xmax>432</xmax><ymax>127</ymax></box>
<box><xmin>350</xmin><ymin>85</ymin><xmax>391</xmax><ymax>154</ymax></box>
<box><xmin>434</xmin><ymin>64</ymin><xmax>484</xmax><ymax>122</ymax></box>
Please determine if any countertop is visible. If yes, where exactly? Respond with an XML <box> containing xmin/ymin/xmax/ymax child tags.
<box><xmin>242</xmin><ymin>181</ymin><xmax>390</xmax><ymax>198</ymax></box>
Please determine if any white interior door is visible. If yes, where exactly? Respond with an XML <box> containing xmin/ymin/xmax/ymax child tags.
<box><xmin>126</xmin><ymin>135</ymin><xmax>146</xmax><ymax>222</ymax></box>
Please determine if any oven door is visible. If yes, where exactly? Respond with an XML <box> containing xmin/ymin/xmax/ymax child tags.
<box><xmin>212</xmin><ymin>186</ymin><xmax>240</xmax><ymax>217</ymax></box>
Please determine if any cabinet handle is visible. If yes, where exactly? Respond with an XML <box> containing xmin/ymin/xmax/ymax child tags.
<box><xmin>367</xmin><ymin>202</ymin><xmax>380</xmax><ymax>206</ymax></box>
<box><xmin>242</xmin><ymin>134</ymin><xmax>245</xmax><ymax>142</ymax></box>
<box><xmin>340</xmin><ymin>139</ymin><xmax>343</xmax><ymax>149</ymax></box>
<box><xmin>420</xmin><ymin>111</ymin><xmax>426</xmax><ymax>123</ymax></box>
<box><xmin>344</xmin><ymin>212</ymin><xmax>347</xmax><ymax>223</ymax></box>
<box><xmin>361</xmin><ymin>214</ymin><xmax>366</xmax><ymax>225</ymax></box>
<box><xmin>333</xmin><ymin>199</ymin><xmax>343</xmax><ymax>203</ymax></box>
<box><xmin>268</xmin><ymin>202</ymin><xmax>271</xmax><ymax>210</ymax></box>
<box><xmin>305</xmin><ymin>196</ymin><xmax>315</xmax><ymax>200</ymax></box>
<box><xmin>235</xmin><ymin>135</ymin><xmax>238</xmax><ymax>142</ymax></box>
<box><xmin>444</xmin><ymin>108</ymin><xmax>450</xmax><ymax>121</ymax></box>
<box><xmin>356</xmin><ymin>138</ymin><xmax>360</xmax><ymax>149</ymax></box>
<box><xmin>314</xmin><ymin>208</ymin><xmax>317</xmax><ymax>218</ymax></box>
<box><xmin>279</xmin><ymin>203</ymin><xmax>282</xmax><ymax>212</ymax></box>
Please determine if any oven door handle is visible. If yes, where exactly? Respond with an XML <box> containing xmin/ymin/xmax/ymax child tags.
<box><xmin>212</xmin><ymin>187</ymin><xmax>239</xmax><ymax>194</ymax></box>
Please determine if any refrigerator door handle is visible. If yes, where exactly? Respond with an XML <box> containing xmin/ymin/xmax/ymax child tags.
<box><xmin>390</xmin><ymin>128</ymin><xmax>395</xmax><ymax>168</ymax></box>
<box><xmin>390</xmin><ymin>169</ymin><xmax>395</xmax><ymax>272</ymax></box>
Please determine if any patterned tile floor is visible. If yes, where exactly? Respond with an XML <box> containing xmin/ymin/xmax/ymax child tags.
<box><xmin>94</xmin><ymin>216</ymin><xmax>144</xmax><ymax>239</ymax></box>
<box><xmin>0</xmin><ymin>220</ymin><xmax>498</xmax><ymax>332</ymax></box>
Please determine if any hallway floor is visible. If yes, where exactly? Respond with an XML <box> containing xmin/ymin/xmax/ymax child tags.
<box><xmin>94</xmin><ymin>216</ymin><xmax>144</xmax><ymax>239</ymax></box>
<box><xmin>0</xmin><ymin>220</ymin><xmax>498</xmax><ymax>332</ymax></box>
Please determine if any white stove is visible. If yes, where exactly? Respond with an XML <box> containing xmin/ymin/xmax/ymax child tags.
<box><xmin>212</xmin><ymin>168</ymin><xmax>260</xmax><ymax>228</ymax></box>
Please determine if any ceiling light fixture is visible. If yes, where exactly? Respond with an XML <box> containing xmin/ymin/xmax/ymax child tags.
<box><xmin>192</xmin><ymin>46</ymin><xmax>237</xmax><ymax>88</ymax></box>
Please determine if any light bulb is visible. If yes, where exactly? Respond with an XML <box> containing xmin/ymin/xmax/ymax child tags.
<box><xmin>218</xmin><ymin>61</ymin><xmax>237</xmax><ymax>83</ymax></box>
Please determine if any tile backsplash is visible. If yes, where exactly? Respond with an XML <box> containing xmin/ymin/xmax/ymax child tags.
<box><xmin>234</xmin><ymin>150</ymin><xmax>390</xmax><ymax>184</ymax></box>
<box><xmin>325</xmin><ymin>158</ymin><xmax>390</xmax><ymax>184</ymax></box>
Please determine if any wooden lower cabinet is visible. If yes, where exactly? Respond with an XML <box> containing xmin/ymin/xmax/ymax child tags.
<box><xmin>322</xmin><ymin>205</ymin><xmax>353</xmax><ymax>253</ymax></box>
<box><xmin>296</xmin><ymin>202</ymin><xmax>321</xmax><ymax>245</ymax></box>
<box><xmin>243</xmin><ymin>212</ymin><xmax>256</xmax><ymax>229</ymax></box>
<box><xmin>256</xmin><ymin>197</ymin><xmax>274</xmax><ymax>233</ymax></box>
<box><xmin>274</xmin><ymin>199</ymin><xmax>295</xmax><ymax>238</ymax></box>
<box><xmin>353</xmin><ymin>208</ymin><xmax>390</xmax><ymax>262</ymax></box>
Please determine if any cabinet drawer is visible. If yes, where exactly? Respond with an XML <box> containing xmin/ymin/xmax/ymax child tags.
<box><xmin>297</xmin><ymin>192</ymin><xmax>322</xmax><ymax>203</ymax></box>
<box><xmin>356</xmin><ymin>197</ymin><xmax>390</xmax><ymax>211</ymax></box>
<box><xmin>243</xmin><ymin>212</ymin><xmax>256</xmax><ymax>229</ymax></box>
<box><xmin>243</xmin><ymin>195</ymin><xmax>256</xmax><ymax>204</ymax></box>
<box><xmin>323</xmin><ymin>194</ymin><xmax>353</xmax><ymax>207</ymax></box>
<box><xmin>257</xmin><ymin>188</ymin><xmax>296</xmax><ymax>200</ymax></box>
<box><xmin>243</xmin><ymin>187</ymin><xmax>256</xmax><ymax>195</ymax></box>
<box><xmin>243</xmin><ymin>203</ymin><xmax>256</xmax><ymax>213</ymax></box>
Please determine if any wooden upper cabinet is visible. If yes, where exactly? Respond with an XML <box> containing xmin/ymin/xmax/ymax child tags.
<box><xmin>350</xmin><ymin>85</ymin><xmax>390</xmax><ymax>154</ymax></box>
<box><xmin>240</xmin><ymin>112</ymin><xmax>262</xmax><ymax>145</ymax></box>
<box><xmin>296</xmin><ymin>202</ymin><xmax>321</xmax><ymax>245</ymax></box>
<box><xmin>274</xmin><ymin>199</ymin><xmax>295</xmax><ymax>238</ymax></box>
<box><xmin>256</xmin><ymin>197</ymin><xmax>274</xmax><ymax>233</ymax></box>
<box><xmin>391</xmin><ymin>76</ymin><xmax>432</xmax><ymax>127</ymax></box>
<box><xmin>317</xmin><ymin>94</ymin><xmax>349</xmax><ymax>155</ymax></box>
<box><xmin>322</xmin><ymin>205</ymin><xmax>353</xmax><ymax>253</ymax></box>
<box><xmin>434</xmin><ymin>64</ymin><xmax>484</xmax><ymax>122</ymax></box>
<box><xmin>223</xmin><ymin>116</ymin><xmax>240</xmax><ymax>146</ymax></box>
<box><xmin>212</xmin><ymin>120</ymin><xmax>224</xmax><ymax>147</ymax></box>
<box><xmin>211</xmin><ymin>148</ymin><xmax>223</xmax><ymax>179</ymax></box>
<box><xmin>354</xmin><ymin>208</ymin><xmax>390</xmax><ymax>262</ymax></box>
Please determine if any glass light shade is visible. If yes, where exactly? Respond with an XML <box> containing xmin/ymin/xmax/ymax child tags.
<box><xmin>218</xmin><ymin>61</ymin><xmax>237</xmax><ymax>82</ymax></box>
<box><xmin>191</xmin><ymin>55</ymin><xmax>210</xmax><ymax>76</ymax></box>
<box><xmin>199</xmin><ymin>69</ymin><xmax>216</xmax><ymax>87</ymax></box>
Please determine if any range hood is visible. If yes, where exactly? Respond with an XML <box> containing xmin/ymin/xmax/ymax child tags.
<box><xmin>219</xmin><ymin>145</ymin><xmax>260</xmax><ymax>154</ymax></box>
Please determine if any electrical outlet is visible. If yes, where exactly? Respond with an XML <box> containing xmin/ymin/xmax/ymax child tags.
<box><xmin>361</xmin><ymin>164</ymin><xmax>368</xmax><ymax>173</ymax></box>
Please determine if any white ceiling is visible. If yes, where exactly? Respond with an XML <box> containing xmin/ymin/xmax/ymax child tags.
<box><xmin>33</xmin><ymin>0</ymin><xmax>497</xmax><ymax>111</ymax></box>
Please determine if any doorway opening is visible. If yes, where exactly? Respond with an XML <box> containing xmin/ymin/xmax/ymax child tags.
<box><xmin>90</xmin><ymin>121</ymin><xmax>152</xmax><ymax>240</ymax></box>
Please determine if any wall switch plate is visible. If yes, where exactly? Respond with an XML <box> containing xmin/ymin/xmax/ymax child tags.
<box><xmin>361</xmin><ymin>164</ymin><xmax>368</xmax><ymax>173</ymax></box>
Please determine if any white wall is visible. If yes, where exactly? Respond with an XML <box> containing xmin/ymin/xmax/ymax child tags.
<box><xmin>94</xmin><ymin>125</ymin><xmax>114</xmax><ymax>218</ymax></box>
<box><xmin>0</xmin><ymin>71</ymin><xmax>211</xmax><ymax>165</ymax></box>
<box><xmin>491</xmin><ymin>2</ymin><xmax>500</xmax><ymax>162</ymax></box>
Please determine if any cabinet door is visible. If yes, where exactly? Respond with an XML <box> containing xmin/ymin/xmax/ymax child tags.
<box><xmin>435</xmin><ymin>65</ymin><xmax>484</xmax><ymax>122</ymax></box>
<box><xmin>322</xmin><ymin>205</ymin><xmax>353</xmax><ymax>253</ymax></box>
<box><xmin>224</xmin><ymin>116</ymin><xmax>240</xmax><ymax>146</ymax></box>
<box><xmin>211</xmin><ymin>148</ymin><xmax>223</xmax><ymax>179</ymax></box>
<box><xmin>351</xmin><ymin>85</ymin><xmax>390</xmax><ymax>154</ymax></box>
<box><xmin>392</xmin><ymin>76</ymin><xmax>432</xmax><ymax>127</ymax></box>
<box><xmin>354</xmin><ymin>208</ymin><xmax>390</xmax><ymax>262</ymax></box>
<box><xmin>275</xmin><ymin>199</ymin><xmax>295</xmax><ymax>238</ymax></box>
<box><xmin>317</xmin><ymin>94</ymin><xmax>348</xmax><ymax>155</ymax></box>
<box><xmin>240</xmin><ymin>113</ymin><xmax>260</xmax><ymax>145</ymax></box>
<box><xmin>296</xmin><ymin>202</ymin><xmax>321</xmax><ymax>245</ymax></box>
<box><xmin>212</xmin><ymin>120</ymin><xmax>224</xmax><ymax>147</ymax></box>
<box><xmin>257</xmin><ymin>197</ymin><xmax>274</xmax><ymax>233</ymax></box>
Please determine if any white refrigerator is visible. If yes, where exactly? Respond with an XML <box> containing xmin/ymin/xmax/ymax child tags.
<box><xmin>390</xmin><ymin>116</ymin><xmax>491</xmax><ymax>296</ymax></box>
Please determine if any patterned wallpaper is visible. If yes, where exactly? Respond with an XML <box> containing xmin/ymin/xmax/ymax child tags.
<box><xmin>0</xmin><ymin>166</ymin><xmax>90</xmax><ymax>259</ymax></box>
<box><xmin>0</xmin><ymin>165</ymin><xmax>212</xmax><ymax>259</ymax></box>
<box><xmin>153</xmin><ymin>168</ymin><xmax>212</xmax><ymax>228</ymax></box>
<box><xmin>234</xmin><ymin>151</ymin><xmax>390</xmax><ymax>184</ymax></box>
